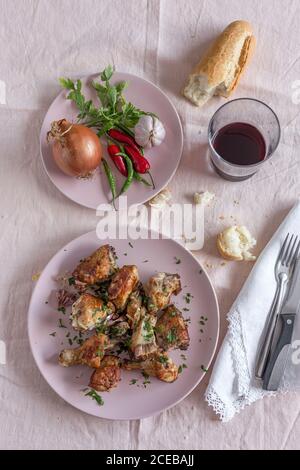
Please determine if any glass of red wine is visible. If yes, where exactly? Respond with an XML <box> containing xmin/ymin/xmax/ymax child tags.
<box><xmin>208</xmin><ymin>98</ymin><xmax>281</xmax><ymax>181</ymax></box>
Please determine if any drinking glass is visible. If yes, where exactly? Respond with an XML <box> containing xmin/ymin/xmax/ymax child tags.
<box><xmin>208</xmin><ymin>98</ymin><xmax>281</xmax><ymax>181</ymax></box>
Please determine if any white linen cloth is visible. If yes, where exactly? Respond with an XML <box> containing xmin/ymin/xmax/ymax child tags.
<box><xmin>206</xmin><ymin>202</ymin><xmax>300</xmax><ymax>422</ymax></box>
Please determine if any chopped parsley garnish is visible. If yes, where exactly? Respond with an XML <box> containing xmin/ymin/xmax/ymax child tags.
<box><xmin>201</xmin><ymin>365</ymin><xmax>208</xmax><ymax>373</ymax></box>
<box><xmin>174</xmin><ymin>256</ymin><xmax>181</xmax><ymax>264</ymax></box>
<box><xmin>166</xmin><ymin>328</ymin><xmax>177</xmax><ymax>344</ymax></box>
<box><xmin>199</xmin><ymin>269</ymin><xmax>203</xmax><ymax>275</ymax></box>
<box><xmin>169</xmin><ymin>310</ymin><xmax>177</xmax><ymax>317</ymax></box>
<box><xmin>68</xmin><ymin>338</ymin><xmax>73</xmax><ymax>346</ymax></box>
<box><xmin>58</xmin><ymin>306</ymin><xmax>66</xmax><ymax>314</ymax></box>
<box><xmin>184</xmin><ymin>293</ymin><xmax>193</xmax><ymax>304</ymax></box>
<box><xmin>128</xmin><ymin>242</ymin><xmax>133</xmax><ymax>248</ymax></box>
<box><xmin>96</xmin><ymin>347</ymin><xmax>104</xmax><ymax>358</ymax></box>
<box><xmin>158</xmin><ymin>355</ymin><xmax>168</xmax><ymax>365</ymax></box>
<box><xmin>84</xmin><ymin>388</ymin><xmax>104</xmax><ymax>406</ymax></box>
<box><xmin>183</xmin><ymin>307</ymin><xmax>189</xmax><ymax>312</ymax></box>
<box><xmin>58</xmin><ymin>318</ymin><xmax>66</xmax><ymax>328</ymax></box>
<box><xmin>143</xmin><ymin>320</ymin><xmax>154</xmax><ymax>341</ymax></box>
<box><xmin>142</xmin><ymin>371</ymin><xmax>150</xmax><ymax>379</ymax></box>
<box><xmin>123</xmin><ymin>252</ymin><xmax>128</xmax><ymax>256</ymax></box>
<box><xmin>129</xmin><ymin>379</ymin><xmax>138</xmax><ymax>385</ymax></box>
<box><xmin>178</xmin><ymin>363</ymin><xmax>187</xmax><ymax>374</ymax></box>
<box><xmin>49</xmin><ymin>332</ymin><xmax>56</xmax><ymax>337</ymax></box>
<box><xmin>180</xmin><ymin>354</ymin><xmax>187</xmax><ymax>361</ymax></box>
<box><xmin>68</xmin><ymin>276</ymin><xmax>76</xmax><ymax>286</ymax></box>
<box><xmin>45</xmin><ymin>301</ymin><xmax>49</xmax><ymax>304</ymax></box>
<box><xmin>142</xmin><ymin>260</ymin><xmax>149</xmax><ymax>263</ymax></box>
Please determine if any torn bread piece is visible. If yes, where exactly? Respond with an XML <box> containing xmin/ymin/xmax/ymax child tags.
<box><xmin>183</xmin><ymin>21</ymin><xmax>255</xmax><ymax>107</ymax></box>
<box><xmin>217</xmin><ymin>225</ymin><xmax>256</xmax><ymax>261</ymax></box>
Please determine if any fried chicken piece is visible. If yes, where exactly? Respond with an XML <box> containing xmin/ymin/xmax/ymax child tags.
<box><xmin>59</xmin><ymin>333</ymin><xmax>108</xmax><ymax>368</ymax></box>
<box><xmin>71</xmin><ymin>293</ymin><xmax>115</xmax><ymax>331</ymax></box>
<box><xmin>109</xmin><ymin>321</ymin><xmax>130</xmax><ymax>338</ymax></box>
<box><xmin>126</xmin><ymin>289</ymin><xmax>145</xmax><ymax>329</ymax></box>
<box><xmin>155</xmin><ymin>305</ymin><xmax>190</xmax><ymax>351</ymax></box>
<box><xmin>130</xmin><ymin>314</ymin><xmax>158</xmax><ymax>359</ymax></box>
<box><xmin>72</xmin><ymin>245</ymin><xmax>117</xmax><ymax>287</ymax></box>
<box><xmin>108</xmin><ymin>265</ymin><xmax>139</xmax><ymax>311</ymax></box>
<box><xmin>123</xmin><ymin>351</ymin><xmax>178</xmax><ymax>383</ymax></box>
<box><xmin>89</xmin><ymin>356</ymin><xmax>121</xmax><ymax>391</ymax></box>
<box><xmin>145</xmin><ymin>272</ymin><xmax>181</xmax><ymax>314</ymax></box>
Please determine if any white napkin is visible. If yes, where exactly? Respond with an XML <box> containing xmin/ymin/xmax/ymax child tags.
<box><xmin>205</xmin><ymin>201</ymin><xmax>300</xmax><ymax>422</ymax></box>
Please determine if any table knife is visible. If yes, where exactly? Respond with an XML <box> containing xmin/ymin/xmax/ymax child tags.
<box><xmin>263</xmin><ymin>257</ymin><xmax>300</xmax><ymax>391</ymax></box>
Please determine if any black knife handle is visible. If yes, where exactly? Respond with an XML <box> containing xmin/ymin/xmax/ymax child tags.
<box><xmin>263</xmin><ymin>313</ymin><xmax>295</xmax><ymax>391</ymax></box>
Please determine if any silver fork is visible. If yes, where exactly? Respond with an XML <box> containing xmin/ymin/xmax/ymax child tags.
<box><xmin>255</xmin><ymin>233</ymin><xmax>300</xmax><ymax>379</ymax></box>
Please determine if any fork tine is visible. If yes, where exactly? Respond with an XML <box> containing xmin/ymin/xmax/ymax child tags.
<box><xmin>277</xmin><ymin>233</ymin><xmax>290</xmax><ymax>266</ymax></box>
<box><xmin>286</xmin><ymin>235</ymin><xmax>298</xmax><ymax>267</ymax></box>
<box><xmin>291</xmin><ymin>238</ymin><xmax>300</xmax><ymax>266</ymax></box>
<box><xmin>281</xmin><ymin>234</ymin><xmax>294</xmax><ymax>265</ymax></box>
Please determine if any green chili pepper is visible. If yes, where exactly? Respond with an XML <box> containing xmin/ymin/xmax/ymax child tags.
<box><xmin>102</xmin><ymin>158</ymin><xmax>117</xmax><ymax>210</ymax></box>
<box><xmin>120</xmin><ymin>154</ymin><xmax>134</xmax><ymax>195</ymax></box>
<box><xmin>133</xmin><ymin>171</ymin><xmax>152</xmax><ymax>187</ymax></box>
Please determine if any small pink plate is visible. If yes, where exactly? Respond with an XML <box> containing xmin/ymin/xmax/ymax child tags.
<box><xmin>28</xmin><ymin>232</ymin><xmax>219</xmax><ymax>420</ymax></box>
<box><xmin>40</xmin><ymin>72</ymin><xmax>183</xmax><ymax>209</ymax></box>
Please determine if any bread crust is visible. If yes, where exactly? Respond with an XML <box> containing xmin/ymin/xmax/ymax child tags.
<box><xmin>216</xmin><ymin>233</ymin><xmax>243</xmax><ymax>261</ymax></box>
<box><xmin>183</xmin><ymin>20</ymin><xmax>255</xmax><ymax>105</ymax></box>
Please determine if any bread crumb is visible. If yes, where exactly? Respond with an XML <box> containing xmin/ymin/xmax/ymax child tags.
<box><xmin>194</xmin><ymin>191</ymin><xmax>215</xmax><ymax>206</ymax></box>
<box><xmin>217</xmin><ymin>225</ymin><xmax>257</xmax><ymax>261</ymax></box>
<box><xmin>32</xmin><ymin>272</ymin><xmax>41</xmax><ymax>281</ymax></box>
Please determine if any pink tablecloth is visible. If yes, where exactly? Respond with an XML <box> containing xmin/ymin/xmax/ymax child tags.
<box><xmin>1</xmin><ymin>0</ymin><xmax>300</xmax><ymax>450</ymax></box>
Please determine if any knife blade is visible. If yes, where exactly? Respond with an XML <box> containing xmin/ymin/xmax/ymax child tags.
<box><xmin>281</xmin><ymin>256</ymin><xmax>300</xmax><ymax>314</ymax></box>
<box><xmin>262</xmin><ymin>257</ymin><xmax>300</xmax><ymax>390</ymax></box>
<box><xmin>263</xmin><ymin>314</ymin><xmax>295</xmax><ymax>391</ymax></box>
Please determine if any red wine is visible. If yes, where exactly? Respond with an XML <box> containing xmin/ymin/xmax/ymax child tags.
<box><xmin>212</xmin><ymin>122</ymin><xmax>266</xmax><ymax>166</ymax></box>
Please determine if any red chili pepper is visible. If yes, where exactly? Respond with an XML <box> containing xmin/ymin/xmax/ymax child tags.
<box><xmin>107</xmin><ymin>141</ymin><xmax>128</xmax><ymax>177</ymax></box>
<box><xmin>124</xmin><ymin>145</ymin><xmax>150</xmax><ymax>174</ymax></box>
<box><xmin>108</xmin><ymin>129</ymin><xmax>141</xmax><ymax>153</ymax></box>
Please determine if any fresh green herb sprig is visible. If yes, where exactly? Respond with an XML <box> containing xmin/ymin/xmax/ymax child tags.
<box><xmin>59</xmin><ymin>65</ymin><xmax>151</xmax><ymax>136</ymax></box>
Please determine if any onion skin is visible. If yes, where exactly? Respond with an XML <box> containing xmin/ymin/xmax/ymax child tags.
<box><xmin>47</xmin><ymin>119</ymin><xmax>102</xmax><ymax>177</ymax></box>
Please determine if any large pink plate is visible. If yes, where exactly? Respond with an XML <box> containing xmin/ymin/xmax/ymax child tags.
<box><xmin>28</xmin><ymin>232</ymin><xmax>219</xmax><ymax>420</ymax></box>
<box><xmin>40</xmin><ymin>72</ymin><xmax>183</xmax><ymax>209</ymax></box>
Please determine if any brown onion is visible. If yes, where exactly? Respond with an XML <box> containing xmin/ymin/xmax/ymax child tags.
<box><xmin>47</xmin><ymin>119</ymin><xmax>102</xmax><ymax>177</ymax></box>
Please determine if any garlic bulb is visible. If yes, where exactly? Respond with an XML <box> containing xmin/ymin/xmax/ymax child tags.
<box><xmin>134</xmin><ymin>115</ymin><xmax>166</xmax><ymax>148</ymax></box>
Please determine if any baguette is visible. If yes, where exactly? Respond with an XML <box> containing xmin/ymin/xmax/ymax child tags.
<box><xmin>183</xmin><ymin>21</ymin><xmax>255</xmax><ymax>107</ymax></box>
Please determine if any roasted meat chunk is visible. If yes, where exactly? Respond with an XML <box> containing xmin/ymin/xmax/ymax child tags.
<box><xmin>72</xmin><ymin>245</ymin><xmax>117</xmax><ymax>286</ymax></box>
<box><xmin>71</xmin><ymin>293</ymin><xmax>115</xmax><ymax>331</ymax></box>
<box><xmin>130</xmin><ymin>313</ymin><xmax>157</xmax><ymax>359</ymax></box>
<box><xmin>89</xmin><ymin>356</ymin><xmax>121</xmax><ymax>391</ymax></box>
<box><xmin>155</xmin><ymin>305</ymin><xmax>190</xmax><ymax>351</ymax></box>
<box><xmin>126</xmin><ymin>289</ymin><xmax>145</xmax><ymax>329</ymax></box>
<box><xmin>108</xmin><ymin>265</ymin><xmax>139</xmax><ymax>311</ymax></box>
<box><xmin>59</xmin><ymin>333</ymin><xmax>108</xmax><ymax>368</ymax></box>
<box><xmin>123</xmin><ymin>351</ymin><xmax>178</xmax><ymax>383</ymax></box>
<box><xmin>145</xmin><ymin>272</ymin><xmax>181</xmax><ymax>314</ymax></box>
